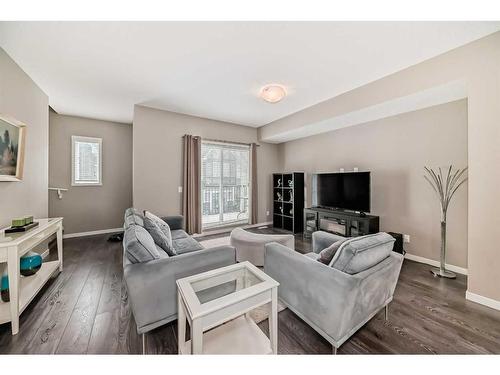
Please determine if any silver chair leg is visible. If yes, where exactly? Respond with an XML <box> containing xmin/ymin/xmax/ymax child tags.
<box><xmin>333</xmin><ymin>345</ymin><xmax>337</xmax><ymax>355</ymax></box>
<box><xmin>142</xmin><ymin>333</ymin><xmax>146</xmax><ymax>354</ymax></box>
<box><xmin>384</xmin><ymin>305</ymin><xmax>389</xmax><ymax>321</ymax></box>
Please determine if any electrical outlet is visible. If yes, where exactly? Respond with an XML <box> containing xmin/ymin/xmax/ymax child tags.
<box><xmin>403</xmin><ymin>234</ymin><xmax>410</xmax><ymax>243</ymax></box>
<box><xmin>266</xmin><ymin>210</ymin><xmax>270</xmax><ymax>216</ymax></box>
<box><xmin>178</xmin><ymin>186</ymin><xmax>183</xmax><ymax>193</ymax></box>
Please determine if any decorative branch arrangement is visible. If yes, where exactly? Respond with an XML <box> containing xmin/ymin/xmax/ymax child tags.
<box><xmin>424</xmin><ymin>165</ymin><xmax>468</xmax><ymax>278</ymax></box>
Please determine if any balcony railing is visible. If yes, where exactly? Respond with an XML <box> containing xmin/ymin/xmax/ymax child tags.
<box><xmin>202</xmin><ymin>184</ymin><xmax>249</xmax><ymax>226</ymax></box>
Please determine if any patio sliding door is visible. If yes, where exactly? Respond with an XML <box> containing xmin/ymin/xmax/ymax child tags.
<box><xmin>201</xmin><ymin>141</ymin><xmax>250</xmax><ymax>229</ymax></box>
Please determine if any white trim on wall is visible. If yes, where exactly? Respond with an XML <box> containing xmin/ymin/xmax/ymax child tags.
<box><xmin>466</xmin><ymin>291</ymin><xmax>500</xmax><ymax>311</ymax></box>
<box><xmin>63</xmin><ymin>227</ymin><xmax>123</xmax><ymax>239</ymax></box>
<box><xmin>63</xmin><ymin>221</ymin><xmax>274</xmax><ymax>240</ymax></box>
<box><xmin>404</xmin><ymin>252</ymin><xmax>468</xmax><ymax>275</ymax></box>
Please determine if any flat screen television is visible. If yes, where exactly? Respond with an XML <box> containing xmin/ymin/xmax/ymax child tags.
<box><xmin>311</xmin><ymin>172</ymin><xmax>371</xmax><ymax>212</ymax></box>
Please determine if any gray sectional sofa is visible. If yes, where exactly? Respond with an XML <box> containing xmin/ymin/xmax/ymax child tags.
<box><xmin>264</xmin><ymin>230</ymin><xmax>403</xmax><ymax>353</ymax></box>
<box><xmin>122</xmin><ymin>208</ymin><xmax>236</xmax><ymax>335</ymax></box>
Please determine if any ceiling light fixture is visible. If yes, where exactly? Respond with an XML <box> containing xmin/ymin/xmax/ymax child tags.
<box><xmin>260</xmin><ymin>84</ymin><xmax>287</xmax><ymax>103</ymax></box>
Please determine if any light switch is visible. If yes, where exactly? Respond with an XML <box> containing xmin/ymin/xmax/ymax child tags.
<box><xmin>178</xmin><ymin>186</ymin><xmax>183</xmax><ymax>193</ymax></box>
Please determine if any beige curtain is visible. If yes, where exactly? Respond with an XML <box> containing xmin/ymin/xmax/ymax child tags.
<box><xmin>250</xmin><ymin>143</ymin><xmax>258</xmax><ymax>224</ymax></box>
<box><xmin>182</xmin><ymin>135</ymin><xmax>202</xmax><ymax>234</ymax></box>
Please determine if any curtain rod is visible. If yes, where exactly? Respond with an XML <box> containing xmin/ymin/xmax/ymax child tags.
<box><xmin>183</xmin><ymin>135</ymin><xmax>260</xmax><ymax>147</ymax></box>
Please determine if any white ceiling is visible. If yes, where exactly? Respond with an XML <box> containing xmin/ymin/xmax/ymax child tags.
<box><xmin>0</xmin><ymin>22</ymin><xmax>499</xmax><ymax>126</ymax></box>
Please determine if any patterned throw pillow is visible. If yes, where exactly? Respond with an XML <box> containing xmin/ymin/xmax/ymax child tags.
<box><xmin>143</xmin><ymin>214</ymin><xmax>177</xmax><ymax>256</ymax></box>
<box><xmin>124</xmin><ymin>225</ymin><xmax>162</xmax><ymax>264</ymax></box>
<box><xmin>317</xmin><ymin>238</ymin><xmax>349</xmax><ymax>265</ymax></box>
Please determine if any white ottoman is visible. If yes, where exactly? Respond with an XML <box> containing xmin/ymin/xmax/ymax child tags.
<box><xmin>229</xmin><ymin>227</ymin><xmax>295</xmax><ymax>266</ymax></box>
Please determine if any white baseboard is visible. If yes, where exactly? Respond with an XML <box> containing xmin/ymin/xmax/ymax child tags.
<box><xmin>404</xmin><ymin>253</ymin><xmax>468</xmax><ymax>275</ymax></box>
<box><xmin>63</xmin><ymin>228</ymin><xmax>123</xmax><ymax>239</ymax></box>
<box><xmin>466</xmin><ymin>291</ymin><xmax>500</xmax><ymax>311</ymax></box>
<box><xmin>193</xmin><ymin>221</ymin><xmax>273</xmax><ymax>238</ymax></box>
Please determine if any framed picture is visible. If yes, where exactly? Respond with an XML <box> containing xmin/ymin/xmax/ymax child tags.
<box><xmin>0</xmin><ymin>114</ymin><xmax>27</xmax><ymax>181</ymax></box>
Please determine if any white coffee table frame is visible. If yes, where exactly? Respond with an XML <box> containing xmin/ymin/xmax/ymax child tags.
<box><xmin>176</xmin><ymin>261</ymin><xmax>279</xmax><ymax>355</ymax></box>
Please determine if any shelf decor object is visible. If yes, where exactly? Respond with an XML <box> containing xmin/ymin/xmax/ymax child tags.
<box><xmin>1</xmin><ymin>264</ymin><xmax>8</xmax><ymax>302</ymax></box>
<box><xmin>273</xmin><ymin>172</ymin><xmax>304</xmax><ymax>233</ymax></box>
<box><xmin>0</xmin><ymin>218</ymin><xmax>63</xmax><ymax>335</ymax></box>
<box><xmin>424</xmin><ymin>165</ymin><xmax>468</xmax><ymax>279</ymax></box>
<box><xmin>5</xmin><ymin>216</ymin><xmax>39</xmax><ymax>234</ymax></box>
<box><xmin>20</xmin><ymin>251</ymin><xmax>42</xmax><ymax>276</ymax></box>
<box><xmin>0</xmin><ymin>114</ymin><xmax>27</xmax><ymax>182</ymax></box>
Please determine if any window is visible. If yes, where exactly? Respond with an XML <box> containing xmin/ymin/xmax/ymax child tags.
<box><xmin>71</xmin><ymin>136</ymin><xmax>102</xmax><ymax>186</ymax></box>
<box><xmin>201</xmin><ymin>141</ymin><xmax>250</xmax><ymax>228</ymax></box>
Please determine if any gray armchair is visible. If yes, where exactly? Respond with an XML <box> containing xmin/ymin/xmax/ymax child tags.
<box><xmin>264</xmin><ymin>231</ymin><xmax>403</xmax><ymax>353</ymax></box>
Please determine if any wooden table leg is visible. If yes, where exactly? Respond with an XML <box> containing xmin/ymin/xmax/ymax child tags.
<box><xmin>191</xmin><ymin>319</ymin><xmax>203</xmax><ymax>354</ymax></box>
<box><xmin>269</xmin><ymin>287</ymin><xmax>278</xmax><ymax>354</ymax></box>
<box><xmin>7</xmin><ymin>247</ymin><xmax>20</xmax><ymax>335</ymax></box>
<box><xmin>57</xmin><ymin>225</ymin><xmax>63</xmax><ymax>272</ymax></box>
<box><xmin>177</xmin><ymin>294</ymin><xmax>187</xmax><ymax>354</ymax></box>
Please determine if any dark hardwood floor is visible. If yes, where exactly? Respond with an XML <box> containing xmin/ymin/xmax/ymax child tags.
<box><xmin>1</xmin><ymin>228</ymin><xmax>500</xmax><ymax>354</ymax></box>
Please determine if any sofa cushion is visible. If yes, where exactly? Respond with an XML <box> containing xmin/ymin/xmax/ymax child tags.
<box><xmin>124</xmin><ymin>225</ymin><xmax>163</xmax><ymax>264</ymax></box>
<box><xmin>317</xmin><ymin>238</ymin><xmax>349</xmax><ymax>265</ymax></box>
<box><xmin>330</xmin><ymin>232</ymin><xmax>395</xmax><ymax>274</ymax></box>
<box><xmin>124</xmin><ymin>208</ymin><xmax>144</xmax><ymax>229</ymax></box>
<box><xmin>125</xmin><ymin>207</ymin><xmax>142</xmax><ymax>217</ymax></box>
<box><xmin>143</xmin><ymin>216</ymin><xmax>177</xmax><ymax>256</ymax></box>
<box><xmin>173</xmin><ymin>237</ymin><xmax>204</xmax><ymax>255</ymax></box>
<box><xmin>304</xmin><ymin>252</ymin><xmax>320</xmax><ymax>261</ymax></box>
<box><xmin>171</xmin><ymin>229</ymin><xmax>189</xmax><ymax>240</ymax></box>
<box><xmin>144</xmin><ymin>210</ymin><xmax>164</xmax><ymax>224</ymax></box>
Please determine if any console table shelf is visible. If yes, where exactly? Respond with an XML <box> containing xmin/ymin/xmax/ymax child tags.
<box><xmin>0</xmin><ymin>260</ymin><xmax>60</xmax><ymax>324</ymax></box>
<box><xmin>0</xmin><ymin>218</ymin><xmax>63</xmax><ymax>335</ymax></box>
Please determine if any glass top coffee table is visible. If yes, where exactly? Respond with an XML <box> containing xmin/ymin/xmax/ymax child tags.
<box><xmin>176</xmin><ymin>261</ymin><xmax>279</xmax><ymax>354</ymax></box>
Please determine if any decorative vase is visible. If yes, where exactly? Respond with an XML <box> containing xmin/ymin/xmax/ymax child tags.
<box><xmin>1</xmin><ymin>264</ymin><xmax>9</xmax><ymax>303</ymax></box>
<box><xmin>288</xmin><ymin>180</ymin><xmax>293</xmax><ymax>188</ymax></box>
<box><xmin>424</xmin><ymin>166</ymin><xmax>467</xmax><ymax>279</ymax></box>
<box><xmin>277</xmin><ymin>179</ymin><xmax>281</xmax><ymax>187</ymax></box>
<box><xmin>20</xmin><ymin>251</ymin><xmax>42</xmax><ymax>276</ymax></box>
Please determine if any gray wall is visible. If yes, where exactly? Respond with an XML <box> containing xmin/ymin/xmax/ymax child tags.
<box><xmin>263</xmin><ymin>32</ymin><xmax>500</xmax><ymax>302</ymax></box>
<box><xmin>133</xmin><ymin>105</ymin><xmax>280</xmax><ymax>225</ymax></box>
<box><xmin>0</xmin><ymin>47</ymin><xmax>49</xmax><ymax>227</ymax></box>
<box><xmin>49</xmin><ymin>112</ymin><xmax>133</xmax><ymax>234</ymax></box>
<box><xmin>280</xmin><ymin>100</ymin><xmax>468</xmax><ymax>268</ymax></box>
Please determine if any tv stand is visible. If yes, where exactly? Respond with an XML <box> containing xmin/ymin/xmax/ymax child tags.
<box><xmin>303</xmin><ymin>207</ymin><xmax>379</xmax><ymax>239</ymax></box>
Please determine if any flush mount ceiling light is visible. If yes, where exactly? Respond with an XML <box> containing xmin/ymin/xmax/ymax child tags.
<box><xmin>260</xmin><ymin>84</ymin><xmax>287</xmax><ymax>103</ymax></box>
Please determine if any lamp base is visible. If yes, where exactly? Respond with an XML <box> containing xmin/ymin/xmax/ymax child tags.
<box><xmin>430</xmin><ymin>268</ymin><xmax>456</xmax><ymax>279</ymax></box>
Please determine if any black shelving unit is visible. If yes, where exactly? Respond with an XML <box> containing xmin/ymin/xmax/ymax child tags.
<box><xmin>272</xmin><ymin>172</ymin><xmax>304</xmax><ymax>233</ymax></box>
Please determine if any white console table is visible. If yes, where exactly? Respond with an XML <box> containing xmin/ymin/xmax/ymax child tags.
<box><xmin>0</xmin><ymin>218</ymin><xmax>63</xmax><ymax>335</ymax></box>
